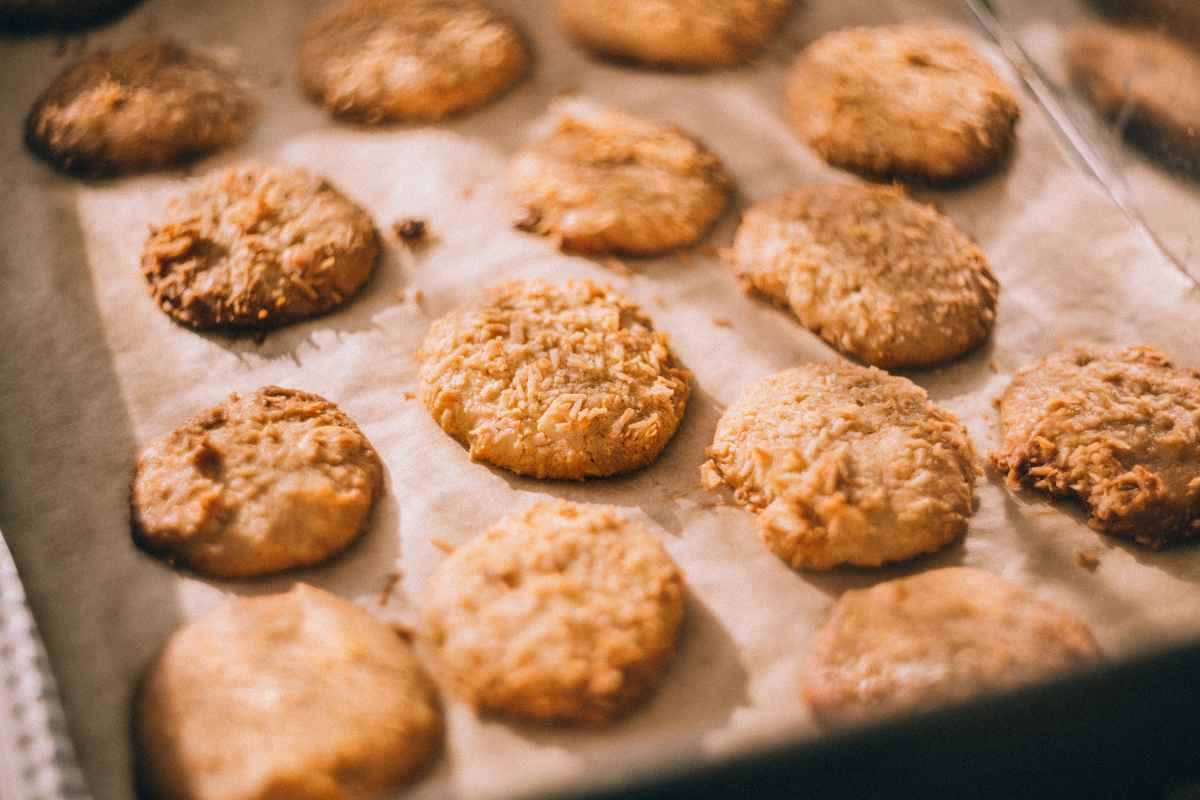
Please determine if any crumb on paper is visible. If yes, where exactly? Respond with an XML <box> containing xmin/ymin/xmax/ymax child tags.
<box><xmin>712</xmin><ymin>316</ymin><xmax>732</xmax><ymax>328</ymax></box>
<box><xmin>391</xmin><ymin>623</ymin><xmax>415</xmax><ymax>641</ymax></box>
<box><xmin>513</xmin><ymin>207</ymin><xmax>541</xmax><ymax>232</ymax></box>
<box><xmin>402</xmin><ymin>390</ymin><xmax>416</xmax><ymax>401</ymax></box>
<box><xmin>432</xmin><ymin>538</ymin><xmax>456</xmax><ymax>554</ymax></box>
<box><xmin>602</xmin><ymin>257</ymin><xmax>633</xmax><ymax>277</ymax></box>
<box><xmin>989</xmin><ymin>359</ymin><xmax>1000</xmax><ymax>373</ymax></box>
<box><xmin>393</xmin><ymin>217</ymin><xmax>429</xmax><ymax>245</ymax></box>
<box><xmin>379</xmin><ymin>572</ymin><xmax>403</xmax><ymax>605</ymax></box>
<box><xmin>395</xmin><ymin>289</ymin><xmax>425</xmax><ymax>306</ymax></box>
<box><xmin>653</xmin><ymin>296</ymin><xmax>668</xmax><ymax>308</ymax></box>
<box><xmin>1076</xmin><ymin>549</ymin><xmax>1102</xmax><ymax>572</ymax></box>
<box><xmin>460</xmin><ymin>185</ymin><xmax>475</xmax><ymax>200</ymax></box>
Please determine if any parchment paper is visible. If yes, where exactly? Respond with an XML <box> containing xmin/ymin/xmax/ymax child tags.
<box><xmin>3</xmin><ymin>2</ymin><xmax>1200</xmax><ymax>799</ymax></box>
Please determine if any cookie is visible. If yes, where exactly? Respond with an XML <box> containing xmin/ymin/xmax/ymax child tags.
<box><xmin>727</xmin><ymin>184</ymin><xmax>999</xmax><ymax>369</ymax></box>
<box><xmin>136</xmin><ymin>584</ymin><xmax>442</xmax><ymax>800</ymax></box>
<box><xmin>1087</xmin><ymin>0</ymin><xmax>1200</xmax><ymax>47</ymax></box>
<box><xmin>0</xmin><ymin>0</ymin><xmax>138</xmax><ymax>31</ymax></box>
<box><xmin>25</xmin><ymin>40</ymin><xmax>254</xmax><ymax>176</ymax></box>
<box><xmin>141</xmin><ymin>163</ymin><xmax>379</xmax><ymax>330</ymax></box>
<box><xmin>423</xmin><ymin>500</ymin><xmax>685</xmax><ymax>723</ymax></box>
<box><xmin>509</xmin><ymin>98</ymin><xmax>732</xmax><ymax>255</ymax></box>
<box><xmin>1066</xmin><ymin>24</ymin><xmax>1200</xmax><ymax>170</ymax></box>
<box><xmin>801</xmin><ymin>567</ymin><xmax>1102</xmax><ymax>727</ymax></box>
<box><xmin>418</xmin><ymin>279</ymin><xmax>691</xmax><ymax>480</ymax></box>
<box><xmin>701</xmin><ymin>363</ymin><xmax>977</xmax><ymax>569</ymax></box>
<box><xmin>298</xmin><ymin>0</ymin><xmax>530</xmax><ymax>123</ymax></box>
<box><xmin>992</xmin><ymin>345</ymin><xmax>1200</xmax><ymax>549</ymax></box>
<box><xmin>786</xmin><ymin>25</ymin><xmax>1020</xmax><ymax>183</ymax></box>
<box><xmin>131</xmin><ymin>387</ymin><xmax>383</xmax><ymax>578</ymax></box>
<box><xmin>556</xmin><ymin>0</ymin><xmax>791</xmax><ymax>69</ymax></box>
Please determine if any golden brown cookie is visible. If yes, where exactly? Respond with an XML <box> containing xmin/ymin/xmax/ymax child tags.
<box><xmin>1</xmin><ymin>0</ymin><xmax>138</xmax><ymax>31</ymax></box>
<box><xmin>786</xmin><ymin>25</ymin><xmax>1020</xmax><ymax>183</ymax></box>
<box><xmin>1066</xmin><ymin>23</ymin><xmax>1200</xmax><ymax>170</ymax></box>
<box><xmin>131</xmin><ymin>387</ymin><xmax>383</xmax><ymax>578</ymax></box>
<box><xmin>24</xmin><ymin>40</ymin><xmax>254</xmax><ymax>176</ymax></box>
<box><xmin>423</xmin><ymin>500</ymin><xmax>685</xmax><ymax>723</ymax></box>
<box><xmin>726</xmin><ymin>184</ymin><xmax>999</xmax><ymax>369</ymax></box>
<box><xmin>992</xmin><ymin>345</ymin><xmax>1200</xmax><ymax>549</ymax></box>
<box><xmin>556</xmin><ymin>0</ymin><xmax>791</xmax><ymax>69</ymax></box>
<box><xmin>509</xmin><ymin>98</ymin><xmax>732</xmax><ymax>255</ymax></box>
<box><xmin>418</xmin><ymin>279</ymin><xmax>691</xmax><ymax>479</ymax></box>
<box><xmin>141</xmin><ymin>163</ymin><xmax>380</xmax><ymax>331</ymax></box>
<box><xmin>701</xmin><ymin>363</ymin><xmax>978</xmax><ymax>569</ymax></box>
<box><xmin>136</xmin><ymin>584</ymin><xmax>442</xmax><ymax>800</ymax></box>
<box><xmin>801</xmin><ymin>567</ymin><xmax>1102</xmax><ymax>727</ymax></box>
<box><xmin>298</xmin><ymin>0</ymin><xmax>530</xmax><ymax>123</ymax></box>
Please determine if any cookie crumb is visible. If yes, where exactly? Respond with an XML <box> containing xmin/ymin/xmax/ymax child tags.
<box><xmin>1076</xmin><ymin>548</ymin><xmax>1102</xmax><ymax>571</ymax></box>
<box><xmin>402</xmin><ymin>391</ymin><xmax>416</xmax><ymax>401</ymax></box>
<box><xmin>390</xmin><ymin>623</ymin><xmax>415</xmax><ymax>641</ymax></box>
<box><xmin>431</xmin><ymin>537</ymin><xmax>455</xmax><ymax>554</ymax></box>
<box><xmin>712</xmin><ymin>316</ymin><xmax>732</xmax><ymax>328</ymax></box>
<box><xmin>393</xmin><ymin>217</ymin><xmax>428</xmax><ymax>245</ymax></box>
<box><xmin>990</xmin><ymin>359</ymin><xmax>1000</xmax><ymax>373</ymax></box>
<box><xmin>379</xmin><ymin>572</ymin><xmax>402</xmax><ymax>605</ymax></box>
<box><xmin>513</xmin><ymin>206</ymin><xmax>542</xmax><ymax>232</ymax></box>
<box><xmin>602</xmin><ymin>257</ymin><xmax>633</xmax><ymax>277</ymax></box>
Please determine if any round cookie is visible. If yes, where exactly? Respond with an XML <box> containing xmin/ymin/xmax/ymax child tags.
<box><xmin>25</xmin><ymin>39</ymin><xmax>254</xmax><ymax>176</ymax></box>
<box><xmin>556</xmin><ymin>0</ymin><xmax>791</xmax><ymax>69</ymax></box>
<box><xmin>1066</xmin><ymin>24</ymin><xmax>1200</xmax><ymax>170</ymax></box>
<box><xmin>141</xmin><ymin>163</ymin><xmax>379</xmax><ymax>330</ymax></box>
<box><xmin>991</xmin><ymin>345</ymin><xmax>1200</xmax><ymax>549</ymax></box>
<box><xmin>136</xmin><ymin>584</ymin><xmax>442</xmax><ymax>800</ymax></box>
<box><xmin>423</xmin><ymin>500</ymin><xmax>685</xmax><ymax>723</ymax></box>
<box><xmin>298</xmin><ymin>0</ymin><xmax>530</xmax><ymax>123</ymax></box>
<box><xmin>131</xmin><ymin>387</ymin><xmax>383</xmax><ymax>578</ymax></box>
<box><xmin>786</xmin><ymin>25</ymin><xmax>1020</xmax><ymax>183</ymax></box>
<box><xmin>0</xmin><ymin>0</ymin><xmax>138</xmax><ymax>31</ymax></box>
<box><xmin>727</xmin><ymin>184</ymin><xmax>999</xmax><ymax>369</ymax></box>
<box><xmin>417</xmin><ymin>279</ymin><xmax>691</xmax><ymax>480</ymax></box>
<box><xmin>801</xmin><ymin>567</ymin><xmax>1102</xmax><ymax>727</ymax></box>
<box><xmin>701</xmin><ymin>363</ymin><xmax>978</xmax><ymax>569</ymax></box>
<box><xmin>509</xmin><ymin>99</ymin><xmax>732</xmax><ymax>255</ymax></box>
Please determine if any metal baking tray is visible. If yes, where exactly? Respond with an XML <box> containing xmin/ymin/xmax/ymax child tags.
<box><xmin>4</xmin><ymin>1</ymin><xmax>1200</xmax><ymax>798</ymax></box>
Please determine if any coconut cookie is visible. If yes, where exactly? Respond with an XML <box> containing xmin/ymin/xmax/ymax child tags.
<box><xmin>786</xmin><ymin>25</ymin><xmax>1020</xmax><ymax>183</ymax></box>
<box><xmin>1066</xmin><ymin>24</ymin><xmax>1200</xmax><ymax>170</ymax></box>
<box><xmin>136</xmin><ymin>585</ymin><xmax>442</xmax><ymax>800</ymax></box>
<box><xmin>701</xmin><ymin>363</ymin><xmax>978</xmax><ymax>569</ymax></box>
<box><xmin>992</xmin><ymin>345</ymin><xmax>1200</xmax><ymax>549</ymax></box>
<box><xmin>131</xmin><ymin>387</ymin><xmax>383</xmax><ymax>578</ymax></box>
<box><xmin>556</xmin><ymin>0</ymin><xmax>791</xmax><ymax>69</ymax></box>
<box><xmin>802</xmin><ymin>567</ymin><xmax>1102</xmax><ymax>727</ymax></box>
<box><xmin>418</xmin><ymin>279</ymin><xmax>691</xmax><ymax>479</ymax></box>
<box><xmin>24</xmin><ymin>40</ymin><xmax>254</xmax><ymax>176</ymax></box>
<box><xmin>1</xmin><ymin>0</ymin><xmax>137</xmax><ymax>30</ymax></box>
<box><xmin>141</xmin><ymin>163</ymin><xmax>379</xmax><ymax>330</ymax></box>
<box><xmin>298</xmin><ymin>0</ymin><xmax>530</xmax><ymax>123</ymax></box>
<box><xmin>423</xmin><ymin>500</ymin><xmax>685</xmax><ymax>723</ymax></box>
<box><xmin>727</xmin><ymin>184</ymin><xmax>998</xmax><ymax>369</ymax></box>
<box><xmin>509</xmin><ymin>99</ymin><xmax>732</xmax><ymax>255</ymax></box>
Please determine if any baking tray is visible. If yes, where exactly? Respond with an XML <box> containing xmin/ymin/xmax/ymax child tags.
<box><xmin>4</xmin><ymin>1</ymin><xmax>1200</xmax><ymax>799</ymax></box>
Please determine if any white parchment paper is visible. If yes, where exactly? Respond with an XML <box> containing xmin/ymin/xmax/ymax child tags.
<box><xmin>3</xmin><ymin>2</ymin><xmax>1200</xmax><ymax>799</ymax></box>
